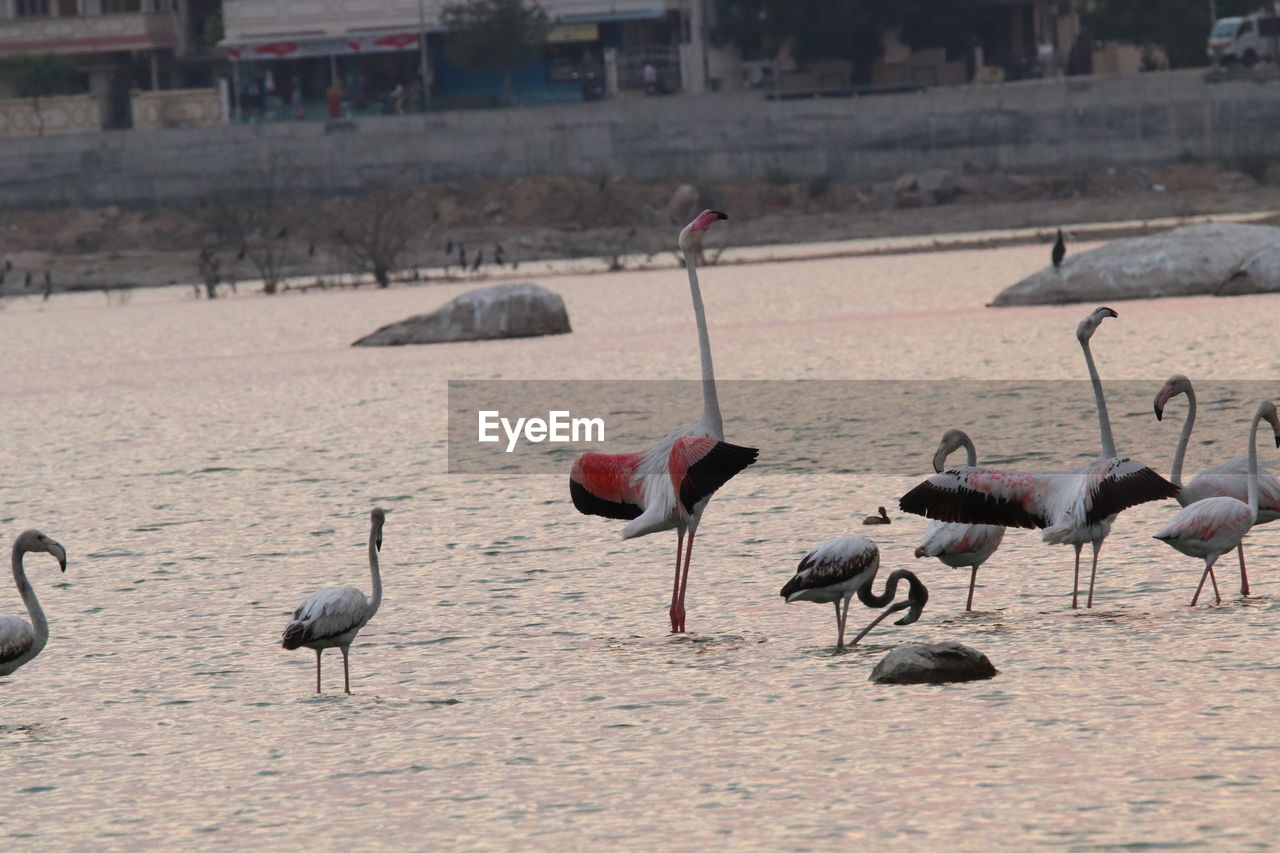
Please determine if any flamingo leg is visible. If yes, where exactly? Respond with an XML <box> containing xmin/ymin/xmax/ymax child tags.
<box><xmin>1071</xmin><ymin>543</ymin><xmax>1083</xmax><ymax>609</ymax></box>
<box><xmin>314</xmin><ymin>648</ymin><xmax>322</xmax><ymax>694</ymax></box>
<box><xmin>1209</xmin><ymin>566</ymin><xmax>1221</xmax><ymax>605</ymax></box>
<box><xmin>1191</xmin><ymin>559</ymin><xmax>1221</xmax><ymax>606</ymax></box>
<box><xmin>341</xmin><ymin>646</ymin><xmax>351</xmax><ymax>694</ymax></box>
<box><xmin>1086</xmin><ymin>541</ymin><xmax>1102</xmax><ymax>609</ymax></box>
<box><xmin>966</xmin><ymin>566</ymin><xmax>978</xmax><ymax>612</ymax></box>
<box><xmin>1238</xmin><ymin>544</ymin><xmax>1250</xmax><ymax>596</ymax></box>
<box><xmin>833</xmin><ymin>600</ymin><xmax>844</xmax><ymax>649</ymax></box>
<box><xmin>669</xmin><ymin>530</ymin><xmax>685</xmax><ymax>633</ymax></box>
<box><xmin>675</xmin><ymin>528</ymin><xmax>697</xmax><ymax>634</ymax></box>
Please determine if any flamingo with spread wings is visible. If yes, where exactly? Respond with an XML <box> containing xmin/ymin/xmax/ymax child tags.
<box><xmin>570</xmin><ymin>211</ymin><xmax>759</xmax><ymax>633</ymax></box>
<box><xmin>1154</xmin><ymin>374</ymin><xmax>1280</xmax><ymax>596</ymax></box>
<box><xmin>899</xmin><ymin>307</ymin><xmax>1179</xmax><ymax>608</ymax></box>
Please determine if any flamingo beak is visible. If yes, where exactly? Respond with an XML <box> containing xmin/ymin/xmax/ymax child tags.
<box><xmin>913</xmin><ymin>546</ymin><xmax>926</xmax><ymax>559</ymax></box>
<box><xmin>1101</xmin><ymin>307</ymin><xmax>1118</xmax><ymax>318</ymax></box>
<box><xmin>48</xmin><ymin>541</ymin><xmax>67</xmax><ymax>572</ymax></box>
<box><xmin>712</xmin><ymin>211</ymin><xmax>728</xmax><ymax>221</ymax></box>
<box><xmin>1154</xmin><ymin>401</ymin><xmax>1165</xmax><ymax>422</ymax></box>
<box><xmin>375</xmin><ymin>536</ymin><xmax>382</xmax><ymax>552</ymax></box>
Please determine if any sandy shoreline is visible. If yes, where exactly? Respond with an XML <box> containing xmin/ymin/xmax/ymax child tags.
<box><xmin>4</xmin><ymin>164</ymin><xmax>1280</xmax><ymax>296</ymax></box>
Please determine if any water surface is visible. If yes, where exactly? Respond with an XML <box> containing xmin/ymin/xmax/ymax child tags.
<box><xmin>3</xmin><ymin>242</ymin><xmax>1280</xmax><ymax>848</ymax></box>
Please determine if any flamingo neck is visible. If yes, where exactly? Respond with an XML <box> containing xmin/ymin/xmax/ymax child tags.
<box><xmin>1170</xmin><ymin>386</ymin><xmax>1196</xmax><ymax>488</ymax></box>
<box><xmin>1080</xmin><ymin>337</ymin><xmax>1116</xmax><ymax>458</ymax></box>
<box><xmin>1247</xmin><ymin>410</ymin><xmax>1262</xmax><ymax>517</ymax></box>
<box><xmin>856</xmin><ymin>568</ymin><xmax>921</xmax><ymax>609</ymax></box>
<box><xmin>11</xmin><ymin>542</ymin><xmax>48</xmax><ymax>657</ymax></box>
<box><xmin>960</xmin><ymin>434</ymin><xmax>977</xmax><ymax>468</ymax></box>
<box><xmin>366</xmin><ymin>527</ymin><xmax>383</xmax><ymax>623</ymax></box>
<box><xmin>686</xmin><ymin>251</ymin><xmax>723</xmax><ymax>439</ymax></box>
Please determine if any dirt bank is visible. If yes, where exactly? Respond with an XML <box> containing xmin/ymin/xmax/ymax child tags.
<box><xmin>3</xmin><ymin>162</ymin><xmax>1279</xmax><ymax>296</ymax></box>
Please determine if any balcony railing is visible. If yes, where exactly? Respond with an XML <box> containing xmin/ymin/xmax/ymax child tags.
<box><xmin>0</xmin><ymin>11</ymin><xmax>177</xmax><ymax>54</ymax></box>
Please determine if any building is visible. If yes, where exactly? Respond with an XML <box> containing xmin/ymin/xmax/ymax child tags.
<box><xmin>0</xmin><ymin>0</ymin><xmax>220</xmax><ymax>128</ymax></box>
<box><xmin>218</xmin><ymin>0</ymin><xmax>709</xmax><ymax>119</ymax></box>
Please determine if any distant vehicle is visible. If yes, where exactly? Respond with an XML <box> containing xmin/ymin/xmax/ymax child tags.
<box><xmin>1207</xmin><ymin>14</ymin><xmax>1280</xmax><ymax>67</ymax></box>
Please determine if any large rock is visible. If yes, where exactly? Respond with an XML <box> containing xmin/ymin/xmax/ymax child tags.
<box><xmin>869</xmin><ymin>642</ymin><xmax>997</xmax><ymax>685</ymax></box>
<box><xmin>1217</xmin><ymin>246</ymin><xmax>1280</xmax><ymax>297</ymax></box>
<box><xmin>990</xmin><ymin>223</ymin><xmax>1280</xmax><ymax>307</ymax></box>
<box><xmin>353</xmin><ymin>283</ymin><xmax>571</xmax><ymax>346</ymax></box>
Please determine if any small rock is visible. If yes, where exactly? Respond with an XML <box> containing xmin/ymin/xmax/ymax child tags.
<box><xmin>916</xmin><ymin>168</ymin><xmax>957</xmax><ymax>202</ymax></box>
<box><xmin>353</xmin><ymin>282</ymin><xmax>571</xmax><ymax>346</ymax></box>
<box><xmin>869</xmin><ymin>642</ymin><xmax>997</xmax><ymax>685</ymax></box>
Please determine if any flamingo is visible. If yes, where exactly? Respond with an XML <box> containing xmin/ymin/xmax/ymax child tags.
<box><xmin>1154</xmin><ymin>401</ymin><xmax>1280</xmax><ymax>606</ymax></box>
<box><xmin>1052</xmin><ymin>229</ymin><xmax>1066</xmax><ymax>268</ymax></box>
<box><xmin>1</xmin><ymin>530</ymin><xmax>67</xmax><ymax>678</ymax></box>
<box><xmin>1154</xmin><ymin>374</ymin><xmax>1280</xmax><ymax>596</ymax></box>
<box><xmin>282</xmin><ymin>508</ymin><xmax>386</xmax><ymax>694</ymax></box>
<box><xmin>779</xmin><ymin>536</ymin><xmax>929</xmax><ymax>649</ymax></box>
<box><xmin>899</xmin><ymin>306</ymin><xmax>1179</xmax><ymax>608</ymax></box>
<box><xmin>862</xmin><ymin>506</ymin><xmax>891</xmax><ymax>525</ymax></box>
<box><xmin>913</xmin><ymin>429</ymin><xmax>1006</xmax><ymax>611</ymax></box>
<box><xmin>569</xmin><ymin>210</ymin><xmax>759</xmax><ymax>633</ymax></box>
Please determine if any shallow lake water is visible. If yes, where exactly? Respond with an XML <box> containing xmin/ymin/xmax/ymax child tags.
<box><xmin>3</xmin><ymin>239</ymin><xmax>1280</xmax><ymax>849</ymax></box>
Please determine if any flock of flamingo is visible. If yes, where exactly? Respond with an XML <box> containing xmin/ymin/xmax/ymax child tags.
<box><xmin>4</xmin><ymin>210</ymin><xmax>1279</xmax><ymax>692</ymax></box>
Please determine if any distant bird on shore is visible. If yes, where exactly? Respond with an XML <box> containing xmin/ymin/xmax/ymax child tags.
<box><xmin>282</xmin><ymin>509</ymin><xmax>386</xmax><ymax>694</ymax></box>
<box><xmin>1</xmin><ymin>530</ymin><xmax>68</xmax><ymax>678</ymax></box>
<box><xmin>471</xmin><ymin>249</ymin><xmax>483</xmax><ymax>272</ymax></box>
<box><xmin>569</xmin><ymin>211</ymin><xmax>758</xmax><ymax>634</ymax></box>
<box><xmin>913</xmin><ymin>429</ymin><xmax>1006</xmax><ymax>611</ymax></box>
<box><xmin>1155</xmin><ymin>374</ymin><xmax>1280</xmax><ymax>596</ymax></box>
<box><xmin>3</xmin><ymin>259</ymin><xmax>11</xmax><ymax>271</ymax></box>
<box><xmin>1155</xmin><ymin>401</ymin><xmax>1280</xmax><ymax>606</ymax></box>
<box><xmin>458</xmin><ymin>243</ymin><xmax>467</xmax><ymax>270</ymax></box>
<box><xmin>445</xmin><ymin>238</ymin><xmax>454</xmax><ymax>255</ymax></box>
<box><xmin>494</xmin><ymin>243</ymin><xmax>505</xmax><ymax>266</ymax></box>
<box><xmin>1052</xmin><ymin>228</ymin><xmax>1066</xmax><ymax>268</ymax></box>
<box><xmin>24</xmin><ymin>271</ymin><xmax>31</xmax><ymax>289</ymax></box>
<box><xmin>862</xmin><ymin>506</ymin><xmax>891</xmax><ymax>525</ymax></box>
<box><xmin>307</xmin><ymin>240</ymin><xmax>316</xmax><ymax>258</ymax></box>
<box><xmin>236</xmin><ymin>244</ymin><xmax>247</xmax><ymax>261</ymax></box>
<box><xmin>277</xmin><ymin>226</ymin><xmax>289</xmax><ymax>240</ymax></box>
<box><xmin>780</xmin><ymin>535</ymin><xmax>928</xmax><ymax>649</ymax></box>
<box><xmin>900</xmin><ymin>307</ymin><xmax>1179</xmax><ymax>609</ymax></box>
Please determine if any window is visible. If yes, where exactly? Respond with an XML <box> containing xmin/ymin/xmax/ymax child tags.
<box><xmin>101</xmin><ymin>0</ymin><xmax>142</xmax><ymax>11</ymax></box>
<box><xmin>1239</xmin><ymin>20</ymin><xmax>1254</xmax><ymax>37</ymax></box>
<box><xmin>16</xmin><ymin>0</ymin><xmax>52</xmax><ymax>16</ymax></box>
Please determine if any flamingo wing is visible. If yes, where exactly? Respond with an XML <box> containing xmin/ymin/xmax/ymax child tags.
<box><xmin>780</xmin><ymin>535</ymin><xmax>877</xmax><ymax>598</ymax></box>
<box><xmin>570</xmin><ymin>451</ymin><xmax>645</xmax><ymax>520</ymax></box>
<box><xmin>1186</xmin><ymin>457</ymin><xmax>1280</xmax><ymax>515</ymax></box>
<box><xmin>281</xmin><ymin>585</ymin><xmax>368</xmax><ymax>649</ymax></box>
<box><xmin>1154</xmin><ymin>496</ymin><xmax>1253</xmax><ymax>545</ymax></box>
<box><xmin>0</xmin><ymin>616</ymin><xmax>35</xmax><ymax>667</ymax></box>
<box><xmin>917</xmin><ymin>520</ymin><xmax>1005</xmax><ymax>560</ymax></box>
<box><xmin>899</xmin><ymin>467</ymin><xmax>1049</xmax><ymax>529</ymax></box>
<box><xmin>668</xmin><ymin>438</ymin><xmax>759</xmax><ymax>513</ymax></box>
<box><xmin>1084</xmin><ymin>457</ymin><xmax>1180</xmax><ymax>526</ymax></box>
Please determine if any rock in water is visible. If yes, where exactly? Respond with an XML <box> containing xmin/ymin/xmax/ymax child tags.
<box><xmin>353</xmin><ymin>283</ymin><xmax>571</xmax><ymax>346</ymax></box>
<box><xmin>869</xmin><ymin>642</ymin><xmax>996</xmax><ymax>685</ymax></box>
<box><xmin>1217</xmin><ymin>246</ymin><xmax>1280</xmax><ymax>297</ymax></box>
<box><xmin>990</xmin><ymin>223</ymin><xmax>1280</xmax><ymax>306</ymax></box>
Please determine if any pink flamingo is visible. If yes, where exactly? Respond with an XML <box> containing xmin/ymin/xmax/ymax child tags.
<box><xmin>913</xmin><ymin>429</ymin><xmax>1005</xmax><ymax>612</ymax></box>
<box><xmin>899</xmin><ymin>307</ymin><xmax>1179</xmax><ymax>609</ymax></box>
<box><xmin>1154</xmin><ymin>374</ymin><xmax>1280</xmax><ymax>596</ymax></box>
<box><xmin>1154</xmin><ymin>400</ymin><xmax>1280</xmax><ymax>605</ymax></box>
<box><xmin>570</xmin><ymin>210</ymin><xmax>758</xmax><ymax>633</ymax></box>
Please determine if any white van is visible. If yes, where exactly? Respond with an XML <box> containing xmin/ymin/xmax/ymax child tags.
<box><xmin>1208</xmin><ymin>14</ymin><xmax>1280</xmax><ymax>66</ymax></box>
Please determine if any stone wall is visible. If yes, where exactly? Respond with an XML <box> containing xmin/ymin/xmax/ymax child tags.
<box><xmin>3</xmin><ymin>70</ymin><xmax>1280</xmax><ymax>208</ymax></box>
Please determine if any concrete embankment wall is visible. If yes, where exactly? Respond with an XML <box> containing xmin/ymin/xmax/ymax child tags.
<box><xmin>3</xmin><ymin>70</ymin><xmax>1280</xmax><ymax>209</ymax></box>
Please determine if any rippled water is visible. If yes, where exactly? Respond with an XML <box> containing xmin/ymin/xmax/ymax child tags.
<box><xmin>4</xmin><ymin>241</ymin><xmax>1280</xmax><ymax>849</ymax></box>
